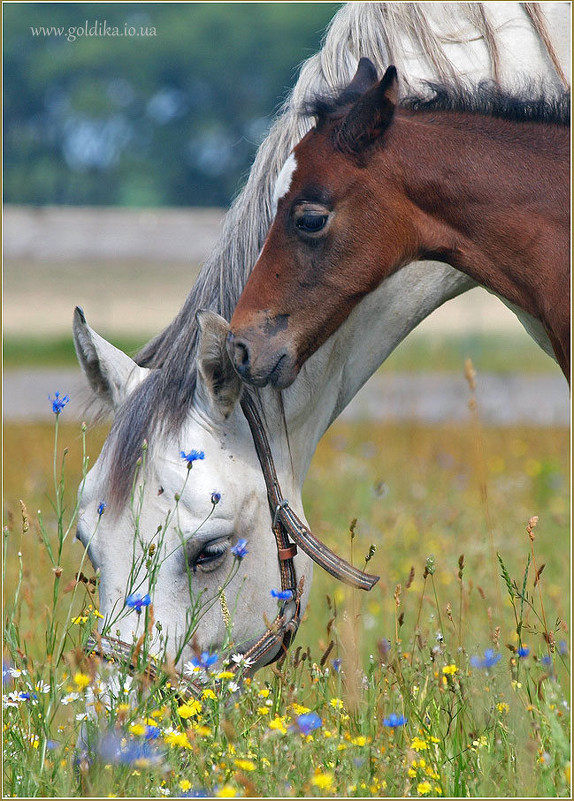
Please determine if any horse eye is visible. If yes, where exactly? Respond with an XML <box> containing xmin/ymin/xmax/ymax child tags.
<box><xmin>190</xmin><ymin>538</ymin><xmax>230</xmax><ymax>573</ymax></box>
<box><xmin>295</xmin><ymin>212</ymin><xmax>329</xmax><ymax>234</ymax></box>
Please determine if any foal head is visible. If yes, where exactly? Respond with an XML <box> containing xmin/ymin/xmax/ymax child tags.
<box><xmin>228</xmin><ymin>59</ymin><xmax>413</xmax><ymax>389</ymax></box>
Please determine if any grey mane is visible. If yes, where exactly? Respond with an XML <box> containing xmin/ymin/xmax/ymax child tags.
<box><xmin>101</xmin><ymin>2</ymin><xmax>566</xmax><ymax>509</ymax></box>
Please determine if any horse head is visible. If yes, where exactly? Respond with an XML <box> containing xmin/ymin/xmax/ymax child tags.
<box><xmin>72</xmin><ymin>307</ymin><xmax>314</xmax><ymax>673</ymax></box>
<box><xmin>227</xmin><ymin>59</ymin><xmax>403</xmax><ymax>389</ymax></box>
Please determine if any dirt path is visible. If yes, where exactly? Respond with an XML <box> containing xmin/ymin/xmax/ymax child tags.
<box><xmin>4</xmin><ymin>367</ymin><xmax>569</xmax><ymax>426</ymax></box>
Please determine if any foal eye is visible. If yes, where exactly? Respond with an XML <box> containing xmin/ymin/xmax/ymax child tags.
<box><xmin>295</xmin><ymin>212</ymin><xmax>329</xmax><ymax>234</ymax></box>
<box><xmin>190</xmin><ymin>538</ymin><xmax>230</xmax><ymax>573</ymax></box>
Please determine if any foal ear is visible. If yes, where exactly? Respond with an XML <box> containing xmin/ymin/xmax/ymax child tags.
<box><xmin>337</xmin><ymin>57</ymin><xmax>379</xmax><ymax>106</ymax></box>
<box><xmin>196</xmin><ymin>310</ymin><xmax>242</xmax><ymax>418</ymax></box>
<box><xmin>336</xmin><ymin>65</ymin><xmax>398</xmax><ymax>154</ymax></box>
<box><xmin>73</xmin><ymin>306</ymin><xmax>150</xmax><ymax>411</ymax></box>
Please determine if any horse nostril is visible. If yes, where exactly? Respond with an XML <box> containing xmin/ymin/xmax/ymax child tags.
<box><xmin>227</xmin><ymin>333</ymin><xmax>252</xmax><ymax>377</ymax></box>
<box><xmin>235</xmin><ymin>342</ymin><xmax>250</xmax><ymax>367</ymax></box>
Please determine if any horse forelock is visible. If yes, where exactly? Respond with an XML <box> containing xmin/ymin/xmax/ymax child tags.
<box><xmin>99</xmin><ymin>2</ymin><xmax>569</xmax><ymax>511</ymax></box>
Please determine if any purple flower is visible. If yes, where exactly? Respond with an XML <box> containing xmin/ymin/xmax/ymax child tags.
<box><xmin>470</xmin><ymin>649</ymin><xmax>502</xmax><ymax>669</ymax></box>
<box><xmin>270</xmin><ymin>588</ymin><xmax>293</xmax><ymax>601</ymax></box>
<box><xmin>180</xmin><ymin>449</ymin><xmax>205</xmax><ymax>468</ymax></box>
<box><xmin>231</xmin><ymin>538</ymin><xmax>248</xmax><ymax>559</ymax></box>
<box><xmin>517</xmin><ymin>646</ymin><xmax>530</xmax><ymax>658</ymax></box>
<box><xmin>50</xmin><ymin>392</ymin><xmax>69</xmax><ymax>415</ymax></box>
<box><xmin>295</xmin><ymin>712</ymin><xmax>322</xmax><ymax>735</ymax></box>
<box><xmin>210</xmin><ymin>491</ymin><xmax>221</xmax><ymax>505</ymax></box>
<box><xmin>126</xmin><ymin>592</ymin><xmax>151</xmax><ymax>613</ymax></box>
<box><xmin>97</xmin><ymin>501</ymin><xmax>107</xmax><ymax>517</ymax></box>
<box><xmin>332</xmin><ymin>658</ymin><xmax>342</xmax><ymax>673</ymax></box>
<box><xmin>383</xmin><ymin>713</ymin><xmax>407</xmax><ymax>728</ymax></box>
<box><xmin>191</xmin><ymin>651</ymin><xmax>218</xmax><ymax>671</ymax></box>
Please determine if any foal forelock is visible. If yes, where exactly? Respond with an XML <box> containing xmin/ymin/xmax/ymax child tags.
<box><xmin>101</xmin><ymin>2</ymin><xmax>570</xmax><ymax>510</ymax></box>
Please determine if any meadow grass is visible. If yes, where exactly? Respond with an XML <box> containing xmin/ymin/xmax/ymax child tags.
<box><xmin>3</xmin><ymin>391</ymin><xmax>570</xmax><ymax>797</ymax></box>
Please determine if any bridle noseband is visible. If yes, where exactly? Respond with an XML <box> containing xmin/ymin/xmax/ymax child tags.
<box><xmin>85</xmin><ymin>392</ymin><xmax>379</xmax><ymax>692</ymax></box>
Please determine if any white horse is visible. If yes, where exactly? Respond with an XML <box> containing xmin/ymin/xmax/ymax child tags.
<box><xmin>74</xmin><ymin>3</ymin><xmax>570</xmax><ymax>673</ymax></box>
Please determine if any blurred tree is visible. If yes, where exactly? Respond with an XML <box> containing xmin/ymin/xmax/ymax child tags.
<box><xmin>4</xmin><ymin>2</ymin><xmax>340</xmax><ymax>207</ymax></box>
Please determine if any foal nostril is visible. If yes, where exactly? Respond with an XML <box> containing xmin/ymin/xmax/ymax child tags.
<box><xmin>235</xmin><ymin>341</ymin><xmax>250</xmax><ymax>367</ymax></box>
<box><xmin>227</xmin><ymin>333</ymin><xmax>252</xmax><ymax>378</ymax></box>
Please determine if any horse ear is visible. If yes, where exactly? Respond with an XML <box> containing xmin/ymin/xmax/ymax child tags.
<box><xmin>337</xmin><ymin>57</ymin><xmax>379</xmax><ymax>105</ymax></box>
<box><xmin>196</xmin><ymin>310</ymin><xmax>242</xmax><ymax>418</ymax></box>
<box><xmin>73</xmin><ymin>306</ymin><xmax>149</xmax><ymax>411</ymax></box>
<box><xmin>336</xmin><ymin>65</ymin><xmax>398</xmax><ymax>154</ymax></box>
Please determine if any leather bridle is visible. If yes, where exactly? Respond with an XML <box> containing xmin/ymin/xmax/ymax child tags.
<box><xmin>85</xmin><ymin>391</ymin><xmax>379</xmax><ymax>692</ymax></box>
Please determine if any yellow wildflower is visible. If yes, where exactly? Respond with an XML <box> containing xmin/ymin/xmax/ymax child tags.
<box><xmin>257</xmin><ymin>707</ymin><xmax>270</xmax><ymax>715</ymax></box>
<box><xmin>411</xmin><ymin>737</ymin><xmax>428</xmax><ymax>752</ymax></box>
<box><xmin>73</xmin><ymin>672</ymin><xmax>91</xmax><ymax>690</ymax></box>
<box><xmin>417</xmin><ymin>780</ymin><xmax>432</xmax><ymax>795</ymax></box>
<box><xmin>178</xmin><ymin>700</ymin><xmax>202</xmax><ymax>719</ymax></box>
<box><xmin>351</xmin><ymin>735</ymin><xmax>368</xmax><ymax>746</ymax></box>
<box><xmin>234</xmin><ymin>758</ymin><xmax>256</xmax><ymax>771</ymax></box>
<box><xmin>129</xmin><ymin>723</ymin><xmax>146</xmax><ymax>737</ymax></box>
<box><xmin>311</xmin><ymin>772</ymin><xmax>334</xmax><ymax>790</ymax></box>
<box><xmin>202</xmin><ymin>689</ymin><xmax>217</xmax><ymax>701</ymax></box>
<box><xmin>71</xmin><ymin>616</ymin><xmax>88</xmax><ymax>624</ymax></box>
<box><xmin>408</xmin><ymin>768</ymin><xmax>417</xmax><ymax>778</ymax></box>
<box><xmin>442</xmin><ymin>664</ymin><xmax>457</xmax><ymax>675</ymax></box>
<box><xmin>258</xmin><ymin>688</ymin><xmax>271</xmax><ymax>698</ymax></box>
<box><xmin>179</xmin><ymin>780</ymin><xmax>191</xmax><ymax>791</ymax></box>
<box><xmin>215</xmin><ymin>785</ymin><xmax>237</xmax><ymax>798</ymax></box>
<box><xmin>291</xmin><ymin>703</ymin><xmax>310</xmax><ymax>715</ymax></box>
<box><xmin>329</xmin><ymin>697</ymin><xmax>344</xmax><ymax>710</ymax></box>
<box><xmin>216</xmin><ymin>671</ymin><xmax>235</xmax><ymax>680</ymax></box>
<box><xmin>497</xmin><ymin>702</ymin><xmax>510</xmax><ymax>714</ymax></box>
<box><xmin>164</xmin><ymin>731</ymin><xmax>191</xmax><ymax>749</ymax></box>
<box><xmin>201</xmin><ymin>725</ymin><xmax>214</xmax><ymax>737</ymax></box>
<box><xmin>268</xmin><ymin>716</ymin><xmax>288</xmax><ymax>734</ymax></box>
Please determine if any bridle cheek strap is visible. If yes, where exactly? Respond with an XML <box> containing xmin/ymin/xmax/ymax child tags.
<box><xmin>237</xmin><ymin>393</ymin><xmax>379</xmax><ymax>669</ymax></box>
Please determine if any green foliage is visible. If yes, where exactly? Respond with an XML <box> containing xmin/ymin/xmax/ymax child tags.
<box><xmin>4</xmin><ymin>2</ymin><xmax>340</xmax><ymax>207</ymax></box>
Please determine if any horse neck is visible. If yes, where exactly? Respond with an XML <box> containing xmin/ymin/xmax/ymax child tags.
<box><xmin>274</xmin><ymin>260</ymin><xmax>474</xmax><ymax>485</ymax></box>
<box><xmin>387</xmin><ymin>112</ymin><xmax>569</xmax><ymax>370</ymax></box>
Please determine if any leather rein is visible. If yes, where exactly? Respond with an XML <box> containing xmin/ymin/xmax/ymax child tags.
<box><xmin>85</xmin><ymin>392</ymin><xmax>379</xmax><ymax>692</ymax></box>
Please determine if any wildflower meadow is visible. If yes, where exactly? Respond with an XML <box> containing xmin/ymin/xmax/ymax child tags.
<box><xmin>3</xmin><ymin>370</ymin><xmax>570</xmax><ymax>798</ymax></box>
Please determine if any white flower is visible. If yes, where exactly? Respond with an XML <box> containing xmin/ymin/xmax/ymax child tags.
<box><xmin>3</xmin><ymin>692</ymin><xmax>21</xmax><ymax>707</ymax></box>
<box><xmin>61</xmin><ymin>693</ymin><xmax>80</xmax><ymax>705</ymax></box>
<box><xmin>183</xmin><ymin>661</ymin><xmax>201</xmax><ymax>677</ymax></box>
<box><xmin>75</xmin><ymin>712</ymin><xmax>88</xmax><ymax>721</ymax></box>
<box><xmin>230</xmin><ymin>653</ymin><xmax>255</xmax><ymax>668</ymax></box>
<box><xmin>35</xmin><ymin>680</ymin><xmax>50</xmax><ymax>694</ymax></box>
<box><xmin>8</xmin><ymin>667</ymin><xmax>26</xmax><ymax>678</ymax></box>
<box><xmin>227</xmin><ymin>681</ymin><xmax>240</xmax><ymax>693</ymax></box>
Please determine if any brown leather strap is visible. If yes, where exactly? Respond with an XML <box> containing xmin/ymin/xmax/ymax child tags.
<box><xmin>240</xmin><ymin>393</ymin><xmax>379</xmax><ymax>592</ymax></box>
<box><xmin>278</xmin><ymin>544</ymin><xmax>298</xmax><ymax>561</ymax></box>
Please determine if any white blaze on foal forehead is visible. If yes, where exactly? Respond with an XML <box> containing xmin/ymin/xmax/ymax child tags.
<box><xmin>271</xmin><ymin>152</ymin><xmax>297</xmax><ymax>215</ymax></box>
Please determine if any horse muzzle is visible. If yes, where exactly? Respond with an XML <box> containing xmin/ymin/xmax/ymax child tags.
<box><xmin>226</xmin><ymin>329</ymin><xmax>299</xmax><ymax>389</ymax></box>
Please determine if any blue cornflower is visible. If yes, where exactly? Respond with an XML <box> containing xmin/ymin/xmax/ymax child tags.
<box><xmin>270</xmin><ymin>588</ymin><xmax>293</xmax><ymax>601</ymax></box>
<box><xmin>517</xmin><ymin>646</ymin><xmax>530</xmax><ymax>658</ymax></box>
<box><xmin>295</xmin><ymin>712</ymin><xmax>322</xmax><ymax>735</ymax></box>
<box><xmin>144</xmin><ymin>724</ymin><xmax>160</xmax><ymax>740</ymax></box>
<box><xmin>50</xmin><ymin>391</ymin><xmax>69</xmax><ymax>415</ymax></box>
<box><xmin>180</xmin><ymin>791</ymin><xmax>212</xmax><ymax>799</ymax></box>
<box><xmin>180</xmin><ymin>449</ymin><xmax>205</xmax><ymax>468</ymax></box>
<box><xmin>191</xmin><ymin>651</ymin><xmax>218</xmax><ymax>671</ymax></box>
<box><xmin>97</xmin><ymin>501</ymin><xmax>107</xmax><ymax>517</ymax></box>
<box><xmin>126</xmin><ymin>592</ymin><xmax>151</xmax><ymax>613</ymax></box>
<box><xmin>231</xmin><ymin>538</ymin><xmax>248</xmax><ymax>559</ymax></box>
<box><xmin>383</xmin><ymin>713</ymin><xmax>407</xmax><ymax>728</ymax></box>
<box><xmin>541</xmin><ymin>655</ymin><xmax>553</xmax><ymax>667</ymax></box>
<box><xmin>559</xmin><ymin>640</ymin><xmax>568</xmax><ymax>656</ymax></box>
<box><xmin>210</xmin><ymin>491</ymin><xmax>221</xmax><ymax>505</ymax></box>
<box><xmin>332</xmin><ymin>658</ymin><xmax>342</xmax><ymax>673</ymax></box>
<box><xmin>470</xmin><ymin>648</ymin><xmax>502</xmax><ymax>669</ymax></box>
